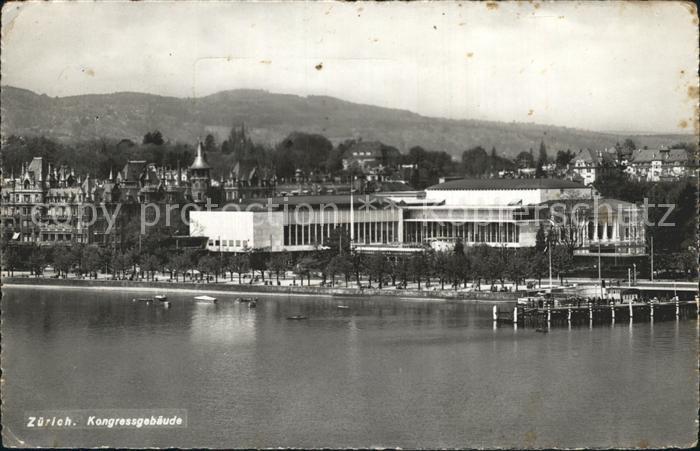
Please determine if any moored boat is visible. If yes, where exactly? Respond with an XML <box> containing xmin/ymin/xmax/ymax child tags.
<box><xmin>154</xmin><ymin>295</ymin><xmax>168</xmax><ymax>302</ymax></box>
<box><xmin>287</xmin><ymin>315</ymin><xmax>308</xmax><ymax>320</ymax></box>
<box><xmin>132</xmin><ymin>297</ymin><xmax>153</xmax><ymax>303</ymax></box>
<box><xmin>194</xmin><ymin>295</ymin><xmax>217</xmax><ymax>303</ymax></box>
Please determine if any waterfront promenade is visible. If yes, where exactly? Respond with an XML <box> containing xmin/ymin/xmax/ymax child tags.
<box><xmin>1</xmin><ymin>275</ymin><xmax>520</xmax><ymax>302</ymax></box>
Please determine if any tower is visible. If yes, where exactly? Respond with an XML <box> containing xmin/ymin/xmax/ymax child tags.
<box><xmin>189</xmin><ymin>141</ymin><xmax>211</xmax><ymax>203</ymax></box>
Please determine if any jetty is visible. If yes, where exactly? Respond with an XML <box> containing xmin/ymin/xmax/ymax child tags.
<box><xmin>494</xmin><ymin>297</ymin><xmax>699</xmax><ymax>328</ymax></box>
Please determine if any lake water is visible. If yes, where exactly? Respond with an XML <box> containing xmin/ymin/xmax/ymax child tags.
<box><xmin>2</xmin><ymin>286</ymin><xmax>697</xmax><ymax>448</ymax></box>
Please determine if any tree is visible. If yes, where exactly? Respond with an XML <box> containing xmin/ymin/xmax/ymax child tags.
<box><xmin>142</xmin><ymin>254</ymin><xmax>161</xmax><ymax>281</ymax></box>
<box><xmin>551</xmin><ymin>245</ymin><xmax>573</xmax><ymax>283</ymax></box>
<box><xmin>462</xmin><ymin>146</ymin><xmax>490</xmax><ymax>176</ymax></box>
<box><xmin>367</xmin><ymin>253</ymin><xmax>388</xmax><ymax>288</ymax></box>
<box><xmin>143</xmin><ymin>131</ymin><xmax>164</xmax><ymax>146</ymax></box>
<box><xmin>351</xmin><ymin>252</ymin><xmax>366</xmax><ymax>288</ymax></box>
<box><xmin>55</xmin><ymin>247</ymin><xmax>75</xmax><ymax>278</ymax></box>
<box><xmin>294</xmin><ymin>255</ymin><xmax>316</xmax><ymax>286</ymax></box>
<box><xmin>410</xmin><ymin>252</ymin><xmax>428</xmax><ymax>290</ymax></box>
<box><xmin>169</xmin><ymin>253</ymin><xmax>189</xmax><ymax>282</ymax></box>
<box><xmin>267</xmin><ymin>252</ymin><xmax>290</xmax><ymax>284</ymax></box>
<box><xmin>248</xmin><ymin>250</ymin><xmax>268</xmax><ymax>282</ymax></box>
<box><xmin>204</xmin><ymin>134</ymin><xmax>217</xmax><ymax>153</ymax></box>
<box><xmin>274</xmin><ymin>132</ymin><xmax>334</xmax><ymax>179</ymax></box>
<box><xmin>323</xmin><ymin>227</ymin><xmax>351</xmax><ymax>256</ymax></box>
<box><xmin>2</xmin><ymin>244</ymin><xmax>21</xmax><ymax>276</ymax></box>
<box><xmin>555</xmin><ymin>150</ymin><xmax>575</xmax><ymax>169</ymax></box>
<box><xmin>432</xmin><ymin>251</ymin><xmax>452</xmax><ymax>290</ymax></box>
<box><xmin>529</xmin><ymin>248</ymin><xmax>548</xmax><ymax>287</ymax></box>
<box><xmin>110</xmin><ymin>252</ymin><xmax>129</xmax><ymax>279</ymax></box>
<box><xmin>28</xmin><ymin>246</ymin><xmax>47</xmax><ymax>277</ymax></box>
<box><xmin>535</xmin><ymin>140</ymin><xmax>548</xmax><ymax>177</ymax></box>
<box><xmin>506</xmin><ymin>249</ymin><xmax>528</xmax><ymax>291</ymax></box>
<box><xmin>468</xmin><ymin>245</ymin><xmax>490</xmax><ymax>290</ymax></box>
<box><xmin>228</xmin><ymin>253</ymin><xmax>250</xmax><ymax>284</ymax></box>
<box><xmin>515</xmin><ymin>151</ymin><xmax>535</xmax><ymax>168</ymax></box>
<box><xmin>327</xmin><ymin>254</ymin><xmax>353</xmax><ymax>287</ymax></box>
<box><xmin>80</xmin><ymin>245</ymin><xmax>102</xmax><ymax>279</ymax></box>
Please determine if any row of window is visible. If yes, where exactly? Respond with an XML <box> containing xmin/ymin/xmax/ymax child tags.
<box><xmin>209</xmin><ymin>239</ymin><xmax>248</xmax><ymax>248</ymax></box>
<box><xmin>283</xmin><ymin>221</ymin><xmax>399</xmax><ymax>246</ymax></box>
<box><xmin>404</xmin><ymin>221</ymin><xmax>520</xmax><ymax>244</ymax></box>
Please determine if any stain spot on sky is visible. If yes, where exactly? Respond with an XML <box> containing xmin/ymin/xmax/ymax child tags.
<box><xmin>315</xmin><ymin>63</ymin><xmax>323</xmax><ymax>71</ymax></box>
<box><xmin>486</xmin><ymin>2</ymin><xmax>498</xmax><ymax>10</ymax></box>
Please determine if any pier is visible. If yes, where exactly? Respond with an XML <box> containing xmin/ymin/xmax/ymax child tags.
<box><xmin>494</xmin><ymin>298</ymin><xmax>699</xmax><ymax>328</ymax></box>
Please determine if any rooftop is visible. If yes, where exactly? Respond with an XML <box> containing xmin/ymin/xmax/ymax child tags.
<box><xmin>427</xmin><ymin>178</ymin><xmax>587</xmax><ymax>191</ymax></box>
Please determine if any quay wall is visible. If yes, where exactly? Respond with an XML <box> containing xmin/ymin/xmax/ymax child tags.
<box><xmin>1</xmin><ymin>277</ymin><xmax>520</xmax><ymax>302</ymax></box>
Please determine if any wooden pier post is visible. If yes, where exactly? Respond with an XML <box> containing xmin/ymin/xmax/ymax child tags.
<box><xmin>611</xmin><ymin>306</ymin><xmax>615</xmax><ymax>321</ymax></box>
<box><xmin>675</xmin><ymin>299</ymin><xmax>680</xmax><ymax>318</ymax></box>
<box><xmin>513</xmin><ymin>307</ymin><xmax>518</xmax><ymax>324</ymax></box>
<box><xmin>547</xmin><ymin>304</ymin><xmax>551</xmax><ymax>323</ymax></box>
<box><xmin>650</xmin><ymin>303</ymin><xmax>654</xmax><ymax>320</ymax></box>
<box><xmin>567</xmin><ymin>308</ymin><xmax>572</xmax><ymax>323</ymax></box>
<box><xmin>493</xmin><ymin>305</ymin><xmax>498</xmax><ymax>322</ymax></box>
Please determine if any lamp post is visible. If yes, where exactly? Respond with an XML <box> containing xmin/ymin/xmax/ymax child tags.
<box><xmin>650</xmin><ymin>235</ymin><xmax>654</xmax><ymax>281</ymax></box>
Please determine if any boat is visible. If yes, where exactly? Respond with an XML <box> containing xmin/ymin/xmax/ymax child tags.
<box><xmin>132</xmin><ymin>297</ymin><xmax>153</xmax><ymax>303</ymax></box>
<box><xmin>337</xmin><ymin>305</ymin><xmax>350</xmax><ymax>309</ymax></box>
<box><xmin>249</xmin><ymin>300</ymin><xmax>257</xmax><ymax>308</ymax></box>
<box><xmin>194</xmin><ymin>295</ymin><xmax>217</xmax><ymax>303</ymax></box>
<box><xmin>154</xmin><ymin>295</ymin><xmax>168</xmax><ymax>302</ymax></box>
<box><xmin>239</xmin><ymin>297</ymin><xmax>253</xmax><ymax>303</ymax></box>
<box><xmin>286</xmin><ymin>315</ymin><xmax>308</xmax><ymax>320</ymax></box>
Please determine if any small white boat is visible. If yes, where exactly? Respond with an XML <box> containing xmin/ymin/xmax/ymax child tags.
<box><xmin>154</xmin><ymin>295</ymin><xmax>168</xmax><ymax>302</ymax></box>
<box><xmin>337</xmin><ymin>305</ymin><xmax>350</xmax><ymax>309</ymax></box>
<box><xmin>194</xmin><ymin>295</ymin><xmax>217</xmax><ymax>303</ymax></box>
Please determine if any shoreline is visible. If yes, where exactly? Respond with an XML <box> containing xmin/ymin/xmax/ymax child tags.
<box><xmin>1</xmin><ymin>277</ymin><xmax>519</xmax><ymax>303</ymax></box>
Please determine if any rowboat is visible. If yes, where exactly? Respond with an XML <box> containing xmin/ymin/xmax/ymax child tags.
<box><xmin>337</xmin><ymin>305</ymin><xmax>350</xmax><ymax>309</ymax></box>
<box><xmin>154</xmin><ymin>295</ymin><xmax>168</xmax><ymax>302</ymax></box>
<box><xmin>132</xmin><ymin>297</ymin><xmax>153</xmax><ymax>303</ymax></box>
<box><xmin>194</xmin><ymin>295</ymin><xmax>217</xmax><ymax>303</ymax></box>
<box><xmin>249</xmin><ymin>300</ymin><xmax>257</xmax><ymax>308</ymax></box>
<box><xmin>286</xmin><ymin>315</ymin><xmax>308</xmax><ymax>320</ymax></box>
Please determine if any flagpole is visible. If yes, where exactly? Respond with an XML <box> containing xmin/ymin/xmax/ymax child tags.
<box><xmin>350</xmin><ymin>176</ymin><xmax>355</xmax><ymax>243</ymax></box>
<box><xmin>548</xmin><ymin>234</ymin><xmax>553</xmax><ymax>289</ymax></box>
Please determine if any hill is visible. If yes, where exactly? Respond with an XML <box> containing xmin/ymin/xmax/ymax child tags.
<box><xmin>1</xmin><ymin>85</ymin><xmax>693</xmax><ymax>159</ymax></box>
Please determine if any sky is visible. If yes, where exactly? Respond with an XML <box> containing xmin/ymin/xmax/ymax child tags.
<box><xmin>2</xmin><ymin>1</ymin><xmax>698</xmax><ymax>134</ymax></box>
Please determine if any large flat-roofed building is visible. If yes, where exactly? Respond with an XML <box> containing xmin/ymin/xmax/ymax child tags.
<box><xmin>189</xmin><ymin>179</ymin><xmax>646</xmax><ymax>258</ymax></box>
<box><xmin>190</xmin><ymin>195</ymin><xmax>404</xmax><ymax>253</ymax></box>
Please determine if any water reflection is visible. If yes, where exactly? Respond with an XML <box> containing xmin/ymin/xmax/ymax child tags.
<box><xmin>1</xmin><ymin>287</ymin><xmax>697</xmax><ymax>449</ymax></box>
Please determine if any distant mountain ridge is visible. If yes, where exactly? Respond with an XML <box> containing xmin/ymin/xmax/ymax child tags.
<box><xmin>1</xmin><ymin>85</ymin><xmax>693</xmax><ymax>159</ymax></box>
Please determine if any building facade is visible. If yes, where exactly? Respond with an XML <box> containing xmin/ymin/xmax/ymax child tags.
<box><xmin>190</xmin><ymin>178</ymin><xmax>647</xmax><ymax>258</ymax></box>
